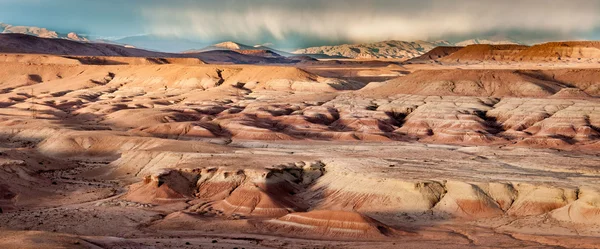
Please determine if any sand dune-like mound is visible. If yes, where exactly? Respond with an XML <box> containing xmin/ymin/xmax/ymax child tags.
<box><xmin>407</xmin><ymin>46</ymin><xmax>464</xmax><ymax>63</ymax></box>
<box><xmin>433</xmin><ymin>181</ymin><xmax>505</xmax><ymax>219</ymax></box>
<box><xmin>551</xmin><ymin>187</ymin><xmax>600</xmax><ymax>224</ymax></box>
<box><xmin>123</xmin><ymin>169</ymin><xmax>196</xmax><ymax>204</ymax></box>
<box><xmin>121</xmin><ymin>162</ymin><xmax>324</xmax><ymax>217</ymax></box>
<box><xmin>193</xmin><ymin>168</ymin><xmax>249</xmax><ymax>201</ymax></box>
<box><xmin>507</xmin><ymin>184</ymin><xmax>577</xmax><ymax>216</ymax></box>
<box><xmin>262</xmin><ymin>210</ymin><xmax>399</xmax><ymax>239</ymax></box>
<box><xmin>196</xmin><ymin>164</ymin><xmax>323</xmax><ymax>217</ymax></box>
<box><xmin>210</xmin><ymin>182</ymin><xmax>304</xmax><ymax>217</ymax></box>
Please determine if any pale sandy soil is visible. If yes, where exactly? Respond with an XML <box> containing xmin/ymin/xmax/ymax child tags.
<box><xmin>0</xmin><ymin>53</ymin><xmax>599</xmax><ymax>248</ymax></box>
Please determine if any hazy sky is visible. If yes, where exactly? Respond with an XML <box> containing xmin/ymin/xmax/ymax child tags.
<box><xmin>1</xmin><ymin>0</ymin><xmax>599</xmax><ymax>51</ymax></box>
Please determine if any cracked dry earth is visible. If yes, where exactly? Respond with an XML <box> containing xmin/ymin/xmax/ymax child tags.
<box><xmin>0</xmin><ymin>54</ymin><xmax>600</xmax><ymax>248</ymax></box>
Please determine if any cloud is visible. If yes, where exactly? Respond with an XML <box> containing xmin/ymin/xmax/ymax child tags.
<box><xmin>139</xmin><ymin>0</ymin><xmax>600</xmax><ymax>47</ymax></box>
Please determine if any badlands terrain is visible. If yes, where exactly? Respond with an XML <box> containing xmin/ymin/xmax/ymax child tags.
<box><xmin>0</xmin><ymin>34</ymin><xmax>600</xmax><ymax>248</ymax></box>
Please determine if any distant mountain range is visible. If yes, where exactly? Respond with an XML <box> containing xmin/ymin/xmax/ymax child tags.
<box><xmin>189</xmin><ymin>38</ymin><xmax>525</xmax><ymax>60</ymax></box>
<box><xmin>0</xmin><ymin>22</ymin><xmax>88</xmax><ymax>42</ymax></box>
<box><xmin>184</xmin><ymin>41</ymin><xmax>347</xmax><ymax>60</ymax></box>
<box><xmin>0</xmin><ymin>22</ymin><xmax>527</xmax><ymax>60</ymax></box>
<box><xmin>0</xmin><ymin>33</ymin><xmax>315</xmax><ymax>65</ymax></box>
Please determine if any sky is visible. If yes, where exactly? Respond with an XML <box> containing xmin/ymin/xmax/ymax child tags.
<box><xmin>1</xmin><ymin>0</ymin><xmax>600</xmax><ymax>51</ymax></box>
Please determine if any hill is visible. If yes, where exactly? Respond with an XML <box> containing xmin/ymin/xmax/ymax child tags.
<box><xmin>359</xmin><ymin>69</ymin><xmax>600</xmax><ymax>98</ymax></box>
<box><xmin>439</xmin><ymin>44</ymin><xmax>530</xmax><ymax>63</ymax></box>
<box><xmin>438</xmin><ymin>42</ymin><xmax>600</xmax><ymax>63</ymax></box>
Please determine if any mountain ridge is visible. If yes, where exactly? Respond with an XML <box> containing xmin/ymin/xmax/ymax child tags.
<box><xmin>292</xmin><ymin>40</ymin><xmax>452</xmax><ymax>59</ymax></box>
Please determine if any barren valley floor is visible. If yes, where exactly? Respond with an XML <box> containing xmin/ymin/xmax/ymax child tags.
<box><xmin>0</xmin><ymin>52</ymin><xmax>599</xmax><ymax>248</ymax></box>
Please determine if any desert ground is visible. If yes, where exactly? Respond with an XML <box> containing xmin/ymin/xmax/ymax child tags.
<box><xmin>1</xmin><ymin>39</ymin><xmax>600</xmax><ymax>248</ymax></box>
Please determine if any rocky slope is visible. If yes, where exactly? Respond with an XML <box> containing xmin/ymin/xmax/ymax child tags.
<box><xmin>406</xmin><ymin>46</ymin><xmax>464</xmax><ymax>63</ymax></box>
